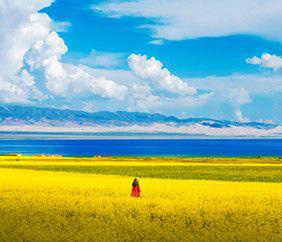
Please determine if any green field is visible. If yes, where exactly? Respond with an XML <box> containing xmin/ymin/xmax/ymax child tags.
<box><xmin>1</xmin><ymin>157</ymin><xmax>282</xmax><ymax>182</ymax></box>
<box><xmin>2</xmin><ymin>164</ymin><xmax>282</xmax><ymax>182</ymax></box>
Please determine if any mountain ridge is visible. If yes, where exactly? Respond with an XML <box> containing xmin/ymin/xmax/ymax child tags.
<box><xmin>0</xmin><ymin>104</ymin><xmax>276</xmax><ymax>130</ymax></box>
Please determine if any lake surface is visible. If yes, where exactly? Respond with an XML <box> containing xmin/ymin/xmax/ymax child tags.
<box><xmin>0</xmin><ymin>139</ymin><xmax>282</xmax><ymax>157</ymax></box>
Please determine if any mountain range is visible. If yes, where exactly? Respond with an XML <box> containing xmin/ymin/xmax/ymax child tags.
<box><xmin>0</xmin><ymin>104</ymin><xmax>277</xmax><ymax>130</ymax></box>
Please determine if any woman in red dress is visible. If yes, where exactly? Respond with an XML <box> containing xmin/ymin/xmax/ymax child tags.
<box><xmin>131</xmin><ymin>178</ymin><xmax>141</xmax><ymax>197</ymax></box>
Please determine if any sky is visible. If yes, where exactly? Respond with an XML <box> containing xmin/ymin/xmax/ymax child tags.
<box><xmin>2</xmin><ymin>0</ymin><xmax>282</xmax><ymax>123</ymax></box>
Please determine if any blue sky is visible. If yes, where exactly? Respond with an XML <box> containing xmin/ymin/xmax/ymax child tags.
<box><xmin>43</xmin><ymin>0</ymin><xmax>282</xmax><ymax>77</ymax></box>
<box><xmin>2</xmin><ymin>0</ymin><xmax>282</xmax><ymax>123</ymax></box>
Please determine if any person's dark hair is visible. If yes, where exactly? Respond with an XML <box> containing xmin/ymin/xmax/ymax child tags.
<box><xmin>132</xmin><ymin>178</ymin><xmax>139</xmax><ymax>187</ymax></box>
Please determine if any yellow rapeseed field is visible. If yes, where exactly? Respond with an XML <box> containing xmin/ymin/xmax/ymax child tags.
<box><xmin>0</xmin><ymin>158</ymin><xmax>282</xmax><ymax>241</ymax></box>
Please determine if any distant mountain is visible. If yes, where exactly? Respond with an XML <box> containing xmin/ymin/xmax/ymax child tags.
<box><xmin>0</xmin><ymin>104</ymin><xmax>277</xmax><ymax>130</ymax></box>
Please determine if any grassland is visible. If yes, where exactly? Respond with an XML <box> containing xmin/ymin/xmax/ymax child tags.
<box><xmin>1</xmin><ymin>156</ymin><xmax>282</xmax><ymax>241</ymax></box>
<box><xmin>2</xmin><ymin>156</ymin><xmax>282</xmax><ymax>182</ymax></box>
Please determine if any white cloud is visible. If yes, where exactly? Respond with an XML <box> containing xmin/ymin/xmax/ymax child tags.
<box><xmin>138</xmin><ymin>93</ymin><xmax>213</xmax><ymax>116</ymax></box>
<box><xmin>24</xmin><ymin>32</ymin><xmax>128</xmax><ymax>100</ymax></box>
<box><xmin>69</xmin><ymin>50</ymin><xmax>126</xmax><ymax>68</ymax></box>
<box><xmin>0</xmin><ymin>1</ymin><xmax>53</xmax><ymax>103</ymax></box>
<box><xmin>186</xmin><ymin>73</ymin><xmax>282</xmax><ymax>104</ymax></box>
<box><xmin>235</xmin><ymin>108</ymin><xmax>250</xmax><ymax>123</ymax></box>
<box><xmin>51</xmin><ymin>21</ymin><xmax>71</xmax><ymax>33</ymax></box>
<box><xmin>183</xmin><ymin>75</ymin><xmax>268</xmax><ymax>121</ymax></box>
<box><xmin>149</xmin><ymin>39</ymin><xmax>164</xmax><ymax>45</ymax></box>
<box><xmin>229</xmin><ymin>88</ymin><xmax>251</xmax><ymax>106</ymax></box>
<box><xmin>76</xmin><ymin>61</ymin><xmax>209</xmax><ymax>115</ymax></box>
<box><xmin>0</xmin><ymin>12</ymin><xmax>51</xmax><ymax>76</ymax></box>
<box><xmin>128</xmin><ymin>54</ymin><xmax>196</xmax><ymax>96</ymax></box>
<box><xmin>0</xmin><ymin>0</ymin><xmax>129</xmax><ymax>105</ymax></box>
<box><xmin>128</xmin><ymin>83</ymin><xmax>159</xmax><ymax>111</ymax></box>
<box><xmin>0</xmin><ymin>68</ymin><xmax>47</xmax><ymax>104</ymax></box>
<box><xmin>94</xmin><ymin>0</ymin><xmax>282</xmax><ymax>42</ymax></box>
<box><xmin>246</xmin><ymin>53</ymin><xmax>282</xmax><ymax>70</ymax></box>
<box><xmin>24</xmin><ymin>31</ymin><xmax>68</xmax><ymax>70</ymax></box>
<box><xmin>229</xmin><ymin>88</ymin><xmax>251</xmax><ymax>122</ymax></box>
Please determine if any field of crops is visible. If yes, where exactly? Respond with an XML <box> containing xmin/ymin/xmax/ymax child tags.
<box><xmin>1</xmin><ymin>156</ymin><xmax>282</xmax><ymax>241</ymax></box>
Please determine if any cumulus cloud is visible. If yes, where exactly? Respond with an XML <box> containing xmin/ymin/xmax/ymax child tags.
<box><xmin>0</xmin><ymin>0</ymin><xmax>54</xmax><ymax>102</ymax></box>
<box><xmin>0</xmin><ymin>71</ymin><xmax>43</xmax><ymax>103</ymax></box>
<box><xmin>0</xmin><ymin>1</ymin><xmax>56</xmax><ymax>77</ymax></box>
<box><xmin>68</xmin><ymin>50</ymin><xmax>126</xmax><ymax>68</ymax></box>
<box><xmin>129</xmin><ymin>83</ymin><xmax>159</xmax><ymax>111</ymax></box>
<box><xmin>0</xmin><ymin>0</ymin><xmax>129</xmax><ymax>105</ymax></box>
<box><xmin>24</xmin><ymin>32</ymin><xmax>128</xmax><ymax>100</ymax></box>
<box><xmin>246</xmin><ymin>53</ymin><xmax>282</xmax><ymax>70</ymax></box>
<box><xmin>94</xmin><ymin>0</ymin><xmax>282</xmax><ymax>42</ymax></box>
<box><xmin>128</xmin><ymin>54</ymin><xmax>196</xmax><ymax>96</ymax></box>
<box><xmin>76</xmin><ymin>58</ymin><xmax>209</xmax><ymax>115</ymax></box>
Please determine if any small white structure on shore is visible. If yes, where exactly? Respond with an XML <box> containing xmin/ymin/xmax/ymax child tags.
<box><xmin>0</xmin><ymin>154</ymin><xmax>22</xmax><ymax>157</ymax></box>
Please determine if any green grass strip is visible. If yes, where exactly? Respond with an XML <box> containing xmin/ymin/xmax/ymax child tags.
<box><xmin>1</xmin><ymin>164</ymin><xmax>282</xmax><ymax>183</ymax></box>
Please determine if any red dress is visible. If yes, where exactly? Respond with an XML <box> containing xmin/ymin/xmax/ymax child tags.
<box><xmin>131</xmin><ymin>185</ymin><xmax>141</xmax><ymax>197</ymax></box>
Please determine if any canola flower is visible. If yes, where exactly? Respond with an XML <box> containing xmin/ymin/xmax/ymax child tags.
<box><xmin>0</xmin><ymin>158</ymin><xmax>282</xmax><ymax>241</ymax></box>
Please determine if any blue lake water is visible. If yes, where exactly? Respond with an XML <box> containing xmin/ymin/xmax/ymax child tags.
<box><xmin>0</xmin><ymin>139</ymin><xmax>282</xmax><ymax>157</ymax></box>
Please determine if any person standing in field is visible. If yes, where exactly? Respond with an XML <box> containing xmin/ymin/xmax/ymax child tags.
<box><xmin>131</xmin><ymin>178</ymin><xmax>141</xmax><ymax>197</ymax></box>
